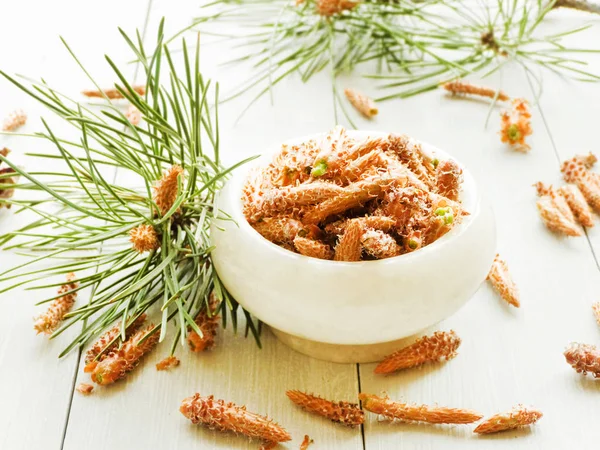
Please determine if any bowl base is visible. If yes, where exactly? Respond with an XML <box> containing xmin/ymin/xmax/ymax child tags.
<box><xmin>269</xmin><ymin>326</ymin><xmax>436</xmax><ymax>364</ymax></box>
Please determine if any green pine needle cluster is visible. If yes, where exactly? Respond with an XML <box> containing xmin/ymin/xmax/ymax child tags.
<box><xmin>0</xmin><ymin>20</ymin><xmax>260</xmax><ymax>358</ymax></box>
<box><xmin>190</xmin><ymin>0</ymin><xmax>600</xmax><ymax>123</ymax></box>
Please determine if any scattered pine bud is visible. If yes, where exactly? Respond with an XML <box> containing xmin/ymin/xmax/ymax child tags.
<box><xmin>187</xmin><ymin>294</ymin><xmax>220</xmax><ymax>352</ymax></box>
<box><xmin>359</xmin><ymin>394</ymin><xmax>483</xmax><ymax>424</ymax></box>
<box><xmin>474</xmin><ymin>405</ymin><xmax>543</xmax><ymax>434</ymax></box>
<box><xmin>374</xmin><ymin>330</ymin><xmax>461</xmax><ymax>374</ymax></box>
<box><xmin>126</xmin><ymin>104</ymin><xmax>141</xmax><ymax>125</ymax></box>
<box><xmin>499</xmin><ymin>98</ymin><xmax>532</xmax><ymax>152</ymax></box>
<box><xmin>334</xmin><ymin>219</ymin><xmax>363</xmax><ymax>261</ymax></box>
<box><xmin>0</xmin><ymin>147</ymin><xmax>9</xmax><ymax>157</ymax></box>
<box><xmin>82</xmin><ymin>85</ymin><xmax>145</xmax><ymax>99</ymax></box>
<box><xmin>286</xmin><ymin>390</ymin><xmax>364</xmax><ymax>427</ymax></box>
<box><xmin>300</xmin><ymin>435</ymin><xmax>313</xmax><ymax>450</ymax></box>
<box><xmin>487</xmin><ymin>254</ymin><xmax>520</xmax><ymax>307</ymax></box>
<box><xmin>536</xmin><ymin>196</ymin><xmax>582</xmax><ymax>237</ymax></box>
<box><xmin>293</xmin><ymin>235</ymin><xmax>334</xmax><ymax>260</ymax></box>
<box><xmin>2</xmin><ymin>109</ymin><xmax>27</xmax><ymax>132</ymax></box>
<box><xmin>361</xmin><ymin>228</ymin><xmax>401</xmax><ymax>259</ymax></box>
<box><xmin>156</xmin><ymin>355</ymin><xmax>180</xmax><ymax>371</ymax></box>
<box><xmin>558</xmin><ymin>185</ymin><xmax>594</xmax><ymax>228</ymax></box>
<box><xmin>84</xmin><ymin>314</ymin><xmax>147</xmax><ymax>367</ymax></box>
<box><xmin>0</xmin><ymin>167</ymin><xmax>18</xmax><ymax>208</ymax></box>
<box><xmin>316</xmin><ymin>0</ymin><xmax>358</xmax><ymax>16</ymax></box>
<box><xmin>593</xmin><ymin>302</ymin><xmax>600</xmax><ymax>325</ymax></box>
<box><xmin>91</xmin><ymin>324</ymin><xmax>159</xmax><ymax>385</ymax></box>
<box><xmin>564</xmin><ymin>342</ymin><xmax>600</xmax><ymax>378</ymax></box>
<box><xmin>443</xmin><ymin>80</ymin><xmax>510</xmax><ymax>101</ymax></box>
<box><xmin>344</xmin><ymin>88</ymin><xmax>378</xmax><ymax>119</ymax></box>
<box><xmin>153</xmin><ymin>165</ymin><xmax>184</xmax><ymax>216</ymax></box>
<box><xmin>180</xmin><ymin>393</ymin><xmax>292</xmax><ymax>443</ymax></box>
<box><xmin>574</xmin><ymin>152</ymin><xmax>597</xmax><ymax>169</ymax></box>
<box><xmin>76</xmin><ymin>383</ymin><xmax>94</xmax><ymax>395</ymax></box>
<box><xmin>553</xmin><ymin>0</ymin><xmax>600</xmax><ymax>15</ymax></box>
<box><xmin>33</xmin><ymin>273</ymin><xmax>79</xmax><ymax>335</ymax></box>
<box><xmin>130</xmin><ymin>223</ymin><xmax>160</xmax><ymax>253</ymax></box>
<box><xmin>436</xmin><ymin>159</ymin><xmax>463</xmax><ymax>201</ymax></box>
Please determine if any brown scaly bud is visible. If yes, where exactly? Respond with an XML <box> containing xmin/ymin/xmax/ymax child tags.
<box><xmin>153</xmin><ymin>165</ymin><xmax>184</xmax><ymax>216</ymax></box>
<box><xmin>564</xmin><ymin>342</ymin><xmax>600</xmax><ymax>378</ymax></box>
<box><xmin>435</xmin><ymin>159</ymin><xmax>463</xmax><ymax>201</ymax></box>
<box><xmin>286</xmin><ymin>390</ymin><xmax>364</xmax><ymax>427</ymax></box>
<box><xmin>474</xmin><ymin>405</ymin><xmax>543</xmax><ymax>434</ymax></box>
<box><xmin>293</xmin><ymin>236</ymin><xmax>334</xmax><ymax>260</ymax></box>
<box><xmin>388</xmin><ymin>138</ymin><xmax>436</xmax><ymax>190</ymax></box>
<box><xmin>187</xmin><ymin>294</ymin><xmax>220</xmax><ymax>353</ymax></box>
<box><xmin>156</xmin><ymin>356</ymin><xmax>180</xmax><ymax>371</ymax></box>
<box><xmin>344</xmin><ymin>88</ymin><xmax>378</xmax><ymax>119</ymax></box>
<box><xmin>424</xmin><ymin>206</ymin><xmax>456</xmax><ymax>244</ymax></box>
<box><xmin>126</xmin><ymin>104</ymin><xmax>141</xmax><ymax>125</ymax></box>
<box><xmin>359</xmin><ymin>394</ymin><xmax>483</xmax><ymax>424</ymax></box>
<box><xmin>300</xmin><ymin>435</ymin><xmax>313</xmax><ymax>450</ymax></box>
<box><xmin>534</xmin><ymin>182</ymin><xmax>576</xmax><ymax>224</ymax></box>
<box><xmin>91</xmin><ymin>324</ymin><xmax>159</xmax><ymax>385</ymax></box>
<box><xmin>260</xmin><ymin>182</ymin><xmax>345</xmax><ymax>216</ymax></box>
<box><xmin>316</xmin><ymin>0</ymin><xmax>359</xmax><ymax>16</ymax></box>
<box><xmin>84</xmin><ymin>314</ymin><xmax>147</xmax><ymax>366</ymax></box>
<box><xmin>33</xmin><ymin>273</ymin><xmax>78</xmax><ymax>335</ymax></box>
<box><xmin>557</xmin><ymin>185</ymin><xmax>594</xmax><ymax>228</ymax></box>
<box><xmin>325</xmin><ymin>215</ymin><xmax>395</xmax><ymax>235</ymax></box>
<box><xmin>253</xmin><ymin>217</ymin><xmax>305</xmax><ymax>245</ymax></box>
<box><xmin>340</xmin><ymin>150</ymin><xmax>384</xmax><ymax>183</ymax></box>
<box><xmin>82</xmin><ymin>85</ymin><xmax>146</xmax><ymax>99</ymax></box>
<box><xmin>592</xmin><ymin>302</ymin><xmax>600</xmax><ymax>325</ymax></box>
<box><xmin>374</xmin><ymin>330</ymin><xmax>461</xmax><ymax>374</ymax></box>
<box><xmin>361</xmin><ymin>228</ymin><xmax>401</xmax><ymax>259</ymax></box>
<box><xmin>303</xmin><ymin>176</ymin><xmax>404</xmax><ymax>225</ymax></box>
<box><xmin>536</xmin><ymin>196</ymin><xmax>582</xmax><ymax>237</ymax></box>
<box><xmin>443</xmin><ymin>80</ymin><xmax>510</xmax><ymax>101</ymax></box>
<box><xmin>180</xmin><ymin>394</ymin><xmax>292</xmax><ymax>443</ymax></box>
<box><xmin>334</xmin><ymin>220</ymin><xmax>363</xmax><ymax>261</ymax></box>
<box><xmin>130</xmin><ymin>224</ymin><xmax>160</xmax><ymax>253</ymax></box>
<box><xmin>0</xmin><ymin>147</ymin><xmax>10</xmax><ymax>158</ymax></box>
<box><xmin>0</xmin><ymin>167</ymin><xmax>18</xmax><ymax>208</ymax></box>
<box><xmin>76</xmin><ymin>383</ymin><xmax>94</xmax><ymax>395</ymax></box>
<box><xmin>487</xmin><ymin>254</ymin><xmax>520</xmax><ymax>308</ymax></box>
<box><xmin>561</xmin><ymin>157</ymin><xmax>588</xmax><ymax>183</ymax></box>
<box><xmin>2</xmin><ymin>109</ymin><xmax>27</xmax><ymax>132</ymax></box>
<box><xmin>573</xmin><ymin>152</ymin><xmax>597</xmax><ymax>169</ymax></box>
<box><xmin>553</xmin><ymin>0</ymin><xmax>600</xmax><ymax>14</ymax></box>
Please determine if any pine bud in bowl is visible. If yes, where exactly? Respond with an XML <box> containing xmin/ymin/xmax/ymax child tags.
<box><xmin>211</xmin><ymin>128</ymin><xmax>495</xmax><ymax>363</ymax></box>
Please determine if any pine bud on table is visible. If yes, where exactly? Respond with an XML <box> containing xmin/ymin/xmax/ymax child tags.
<box><xmin>374</xmin><ymin>330</ymin><xmax>461</xmax><ymax>374</ymax></box>
<box><xmin>91</xmin><ymin>324</ymin><xmax>159</xmax><ymax>385</ymax></box>
<box><xmin>474</xmin><ymin>405</ymin><xmax>542</xmax><ymax>434</ymax></box>
<box><xmin>180</xmin><ymin>394</ymin><xmax>292</xmax><ymax>443</ymax></box>
<box><xmin>187</xmin><ymin>294</ymin><xmax>220</xmax><ymax>353</ymax></box>
<box><xmin>487</xmin><ymin>254</ymin><xmax>520</xmax><ymax>307</ymax></box>
<box><xmin>443</xmin><ymin>80</ymin><xmax>510</xmax><ymax>101</ymax></box>
<box><xmin>2</xmin><ymin>109</ymin><xmax>27</xmax><ymax>131</ymax></box>
<box><xmin>33</xmin><ymin>273</ymin><xmax>78</xmax><ymax>335</ymax></box>
<box><xmin>564</xmin><ymin>342</ymin><xmax>600</xmax><ymax>378</ymax></box>
<box><xmin>82</xmin><ymin>85</ymin><xmax>146</xmax><ymax>99</ymax></box>
<box><xmin>344</xmin><ymin>88</ymin><xmax>378</xmax><ymax>119</ymax></box>
<box><xmin>286</xmin><ymin>390</ymin><xmax>364</xmax><ymax>426</ymax></box>
<box><xmin>359</xmin><ymin>394</ymin><xmax>483</xmax><ymax>424</ymax></box>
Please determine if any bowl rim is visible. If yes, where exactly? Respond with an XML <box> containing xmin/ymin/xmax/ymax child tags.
<box><xmin>216</xmin><ymin>129</ymin><xmax>481</xmax><ymax>267</ymax></box>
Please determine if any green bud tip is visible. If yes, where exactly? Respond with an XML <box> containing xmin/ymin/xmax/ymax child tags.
<box><xmin>311</xmin><ymin>160</ymin><xmax>328</xmax><ymax>177</ymax></box>
<box><xmin>507</xmin><ymin>124</ymin><xmax>521</xmax><ymax>141</ymax></box>
<box><xmin>408</xmin><ymin>239</ymin><xmax>418</xmax><ymax>249</ymax></box>
<box><xmin>435</xmin><ymin>207</ymin><xmax>449</xmax><ymax>216</ymax></box>
<box><xmin>444</xmin><ymin>212</ymin><xmax>454</xmax><ymax>225</ymax></box>
<box><xmin>432</xmin><ymin>158</ymin><xmax>439</xmax><ymax>169</ymax></box>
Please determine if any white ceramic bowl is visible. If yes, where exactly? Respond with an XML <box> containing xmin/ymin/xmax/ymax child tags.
<box><xmin>211</xmin><ymin>131</ymin><xmax>496</xmax><ymax>362</ymax></box>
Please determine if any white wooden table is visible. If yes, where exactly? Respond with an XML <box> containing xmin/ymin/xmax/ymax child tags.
<box><xmin>1</xmin><ymin>1</ymin><xmax>600</xmax><ymax>449</ymax></box>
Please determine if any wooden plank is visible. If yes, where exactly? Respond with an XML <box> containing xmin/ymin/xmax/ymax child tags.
<box><xmin>360</xmin><ymin>31</ymin><xmax>600</xmax><ymax>448</ymax></box>
<box><xmin>63</xmin><ymin>3</ymin><xmax>362</xmax><ymax>449</ymax></box>
<box><xmin>0</xmin><ymin>1</ymin><xmax>150</xmax><ymax>449</ymax></box>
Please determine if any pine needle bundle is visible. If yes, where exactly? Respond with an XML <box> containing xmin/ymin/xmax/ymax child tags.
<box><xmin>188</xmin><ymin>0</ymin><xmax>600</xmax><ymax>122</ymax></box>
<box><xmin>0</xmin><ymin>20</ymin><xmax>260</xmax><ymax>358</ymax></box>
